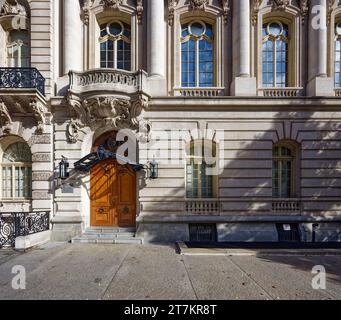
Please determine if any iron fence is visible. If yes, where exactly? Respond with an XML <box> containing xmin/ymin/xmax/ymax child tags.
<box><xmin>0</xmin><ymin>68</ymin><xmax>45</xmax><ymax>96</ymax></box>
<box><xmin>0</xmin><ymin>211</ymin><xmax>50</xmax><ymax>248</ymax></box>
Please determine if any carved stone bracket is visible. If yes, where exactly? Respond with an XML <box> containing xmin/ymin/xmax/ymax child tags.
<box><xmin>66</xmin><ymin>93</ymin><xmax>151</xmax><ymax>143</ymax></box>
<box><xmin>29</xmin><ymin>98</ymin><xmax>48</xmax><ymax>135</ymax></box>
<box><xmin>251</xmin><ymin>0</ymin><xmax>261</xmax><ymax>26</ymax></box>
<box><xmin>327</xmin><ymin>0</ymin><xmax>336</xmax><ymax>25</ymax></box>
<box><xmin>299</xmin><ymin>0</ymin><xmax>309</xmax><ymax>24</ymax></box>
<box><xmin>0</xmin><ymin>99</ymin><xmax>13</xmax><ymax>135</ymax></box>
<box><xmin>272</xmin><ymin>0</ymin><xmax>290</xmax><ymax>11</ymax></box>
<box><xmin>136</xmin><ymin>0</ymin><xmax>143</xmax><ymax>24</ymax></box>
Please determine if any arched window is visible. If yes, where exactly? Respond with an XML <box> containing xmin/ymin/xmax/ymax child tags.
<box><xmin>99</xmin><ymin>21</ymin><xmax>131</xmax><ymax>70</ymax></box>
<box><xmin>335</xmin><ymin>22</ymin><xmax>341</xmax><ymax>87</ymax></box>
<box><xmin>186</xmin><ymin>140</ymin><xmax>217</xmax><ymax>199</ymax></box>
<box><xmin>7</xmin><ymin>30</ymin><xmax>30</xmax><ymax>67</ymax></box>
<box><xmin>272</xmin><ymin>144</ymin><xmax>297</xmax><ymax>198</ymax></box>
<box><xmin>1</xmin><ymin>142</ymin><xmax>32</xmax><ymax>199</ymax></box>
<box><xmin>262</xmin><ymin>22</ymin><xmax>288</xmax><ymax>88</ymax></box>
<box><xmin>181</xmin><ymin>21</ymin><xmax>214</xmax><ymax>87</ymax></box>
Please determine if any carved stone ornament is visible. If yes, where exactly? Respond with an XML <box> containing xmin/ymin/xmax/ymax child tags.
<box><xmin>272</xmin><ymin>0</ymin><xmax>290</xmax><ymax>10</ymax></box>
<box><xmin>29</xmin><ymin>98</ymin><xmax>48</xmax><ymax>135</ymax></box>
<box><xmin>100</xmin><ymin>0</ymin><xmax>123</xmax><ymax>9</ymax></box>
<box><xmin>168</xmin><ymin>0</ymin><xmax>179</xmax><ymax>26</ymax></box>
<box><xmin>136</xmin><ymin>0</ymin><xmax>143</xmax><ymax>24</ymax></box>
<box><xmin>0</xmin><ymin>99</ymin><xmax>13</xmax><ymax>135</ymax></box>
<box><xmin>327</xmin><ymin>0</ymin><xmax>336</xmax><ymax>25</ymax></box>
<box><xmin>299</xmin><ymin>0</ymin><xmax>309</xmax><ymax>24</ymax></box>
<box><xmin>190</xmin><ymin>0</ymin><xmax>209</xmax><ymax>10</ymax></box>
<box><xmin>251</xmin><ymin>0</ymin><xmax>261</xmax><ymax>26</ymax></box>
<box><xmin>66</xmin><ymin>94</ymin><xmax>151</xmax><ymax>143</ymax></box>
<box><xmin>221</xmin><ymin>0</ymin><xmax>230</xmax><ymax>24</ymax></box>
<box><xmin>0</xmin><ymin>0</ymin><xmax>28</xmax><ymax>17</ymax></box>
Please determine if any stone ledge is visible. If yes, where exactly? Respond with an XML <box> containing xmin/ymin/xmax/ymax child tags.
<box><xmin>15</xmin><ymin>231</ymin><xmax>51</xmax><ymax>251</ymax></box>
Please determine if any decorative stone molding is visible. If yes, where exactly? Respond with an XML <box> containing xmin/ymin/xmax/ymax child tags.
<box><xmin>0</xmin><ymin>99</ymin><xmax>13</xmax><ymax>134</ymax></box>
<box><xmin>66</xmin><ymin>93</ymin><xmax>150</xmax><ymax>143</ymax></box>
<box><xmin>32</xmin><ymin>153</ymin><xmax>51</xmax><ymax>162</ymax></box>
<box><xmin>32</xmin><ymin>172</ymin><xmax>52</xmax><ymax>181</ymax></box>
<box><xmin>189</xmin><ymin>0</ymin><xmax>209</xmax><ymax>10</ymax></box>
<box><xmin>221</xmin><ymin>0</ymin><xmax>230</xmax><ymax>24</ymax></box>
<box><xmin>100</xmin><ymin>0</ymin><xmax>123</xmax><ymax>9</ymax></box>
<box><xmin>0</xmin><ymin>0</ymin><xmax>28</xmax><ymax>17</ymax></box>
<box><xmin>28</xmin><ymin>134</ymin><xmax>51</xmax><ymax>146</ymax></box>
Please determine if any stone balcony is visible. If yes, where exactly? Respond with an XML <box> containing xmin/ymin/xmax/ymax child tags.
<box><xmin>0</xmin><ymin>67</ymin><xmax>48</xmax><ymax>135</ymax></box>
<box><xmin>185</xmin><ymin>199</ymin><xmax>221</xmax><ymax>215</ymax></box>
<box><xmin>68</xmin><ymin>69</ymin><xmax>149</xmax><ymax>98</ymax></box>
<box><xmin>272</xmin><ymin>199</ymin><xmax>302</xmax><ymax>214</ymax></box>
<box><xmin>174</xmin><ymin>87</ymin><xmax>225</xmax><ymax>97</ymax></box>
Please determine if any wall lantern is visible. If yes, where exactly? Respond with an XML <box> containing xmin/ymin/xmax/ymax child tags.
<box><xmin>58</xmin><ymin>156</ymin><xmax>70</xmax><ymax>180</ymax></box>
<box><xmin>149</xmin><ymin>159</ymin><xmax>158</xmax><ymax>180</ymax></box>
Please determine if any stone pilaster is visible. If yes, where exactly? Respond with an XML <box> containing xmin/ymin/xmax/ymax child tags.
<box><xmin>231</xmin><ymin>0</ymin><xmax>256</xmax><ymax>96</ymax></box>
<box><xmin>307</xmin><ymin>0</ymin><xmax>334</xmax><ymax>96</ymax></box>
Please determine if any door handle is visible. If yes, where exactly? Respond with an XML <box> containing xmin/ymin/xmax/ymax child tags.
<box><xmin>98</xmin><ymin>207</ymin><xmax>105</xmax><ymax>214</ymax></box>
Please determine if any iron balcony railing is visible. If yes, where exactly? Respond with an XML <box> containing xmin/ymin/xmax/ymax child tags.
<box><xmin>0</xmin><ymin>67</ymin><xmax>45</xmax><ymax>96</ymax></box>
<box><xmin>0</xmin><ymin>211</ymin><xmax>50</xmax><ymax>248</ymax></box>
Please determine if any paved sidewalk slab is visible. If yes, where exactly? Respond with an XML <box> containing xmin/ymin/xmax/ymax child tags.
<box><xmin>177</xmin><ymin>242</ymin><xmax>341</xmax><ymax>256</ymax></box>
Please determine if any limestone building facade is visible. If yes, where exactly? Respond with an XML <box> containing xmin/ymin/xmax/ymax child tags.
<box><xmin>1</xmin><ymin>0</ymin><xmax>341</xmax><ymax>246</ymax></box>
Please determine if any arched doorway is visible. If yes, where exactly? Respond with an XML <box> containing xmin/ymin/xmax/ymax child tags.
<box><xmin>90</xmin><ymin>132</ymin><xmax>136</xmax><ymax>228</ymax></box>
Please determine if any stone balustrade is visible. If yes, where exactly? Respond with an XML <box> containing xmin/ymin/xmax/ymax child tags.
<box><xmin>259</xmin><ymin>87</ymin><xmax>304</xmax><ymax>97</ymax></box>
<box><xmin>174</xmin><ymin>87</ymin><xmax>225</xmax><ymax>97</ymax></box>
<box><xmin>185</xmin><ymin>200</ymin><xmax>220</xmax><ymax>215</ymax></box>
<box><xmin>272</xmin><ymin>200</ymin><xmax>302</xmax><ymax>214</ymax></box>
<box><xmin>69</xmin><ymin>69</ymin><xmax>149</xmax><ymax>95</ymax></box>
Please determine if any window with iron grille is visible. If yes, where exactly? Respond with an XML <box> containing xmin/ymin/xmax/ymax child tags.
<box><xmin>189</xmin><ymin>224</ymin><xmax>217</xmax><ymax>242</ymax></box>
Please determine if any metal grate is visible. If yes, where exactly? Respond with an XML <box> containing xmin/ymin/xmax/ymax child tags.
<box><xmin>276</xmin><ymin>223</ymin><xmax>301</xmax><ymax>242</ymax></box>
<box><xmin>189</xmin><ymin>224</ymin><xmax>217</xmax><ymax>242</ymax></box>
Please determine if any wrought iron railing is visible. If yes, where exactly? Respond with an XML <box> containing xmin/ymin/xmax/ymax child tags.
<box><xmin>0</xmin><ymin>211</ymin><xmax>50</xmax><ymax>248</ymax></box>
<box><xmin>0</xmin><ymin>68</ymin><xmax>45</xmax><ymax>96</ymax></box>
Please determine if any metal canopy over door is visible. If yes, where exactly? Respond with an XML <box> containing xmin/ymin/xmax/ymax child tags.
<box><xmin>90</xmin><ymin>159</ymin><xmax>136</xmax><ymax>228</ymax></box>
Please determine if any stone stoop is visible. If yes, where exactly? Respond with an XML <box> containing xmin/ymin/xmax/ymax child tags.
<box><xmin>71</xmin><ymin>227</ymin><xmax>143</xmax><ymax>245</ymax></box>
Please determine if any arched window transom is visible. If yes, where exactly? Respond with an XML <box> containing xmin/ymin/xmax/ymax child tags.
<box><xmin>1</xmin><ymin>142</ymin><xmax>32</xmax><ymax>199</ymax></box>
<box><xmin>335</xmin><ymin>22</ymin><xmax>341</xmax><ymax>87</ymax></box>
<box><xmin>262</xmin><ymin>22</ymin><xmax>288</xmax><ymax>88</ymax></box>
<box><xmin>99</xmin><ymin>21</ymin><xmax>131</xmax><ymax>70</ymax></box>
<box><xmin>181</xmin><ymin>21</ymin><xmax>214</xmax><ymax>88</ymax></box>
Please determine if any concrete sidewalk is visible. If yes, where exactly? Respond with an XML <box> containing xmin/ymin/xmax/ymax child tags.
<box><xmin>0</xmin><ymin>242</ymin><xmax>341</xmax><ymax>300</ymax></box>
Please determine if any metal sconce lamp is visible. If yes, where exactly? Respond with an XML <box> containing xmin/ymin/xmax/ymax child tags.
<box><xmin>58</xmin><ymin>156</ymin><xmax>70</xmax><ymax>180</ymax></box>
<box><xmin>149</xmin><ymin>158</ymin><xmax>158</xmax><ymax>179</ymax></box>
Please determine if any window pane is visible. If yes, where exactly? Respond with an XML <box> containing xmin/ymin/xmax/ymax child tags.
<box><xmin>335</xmin><ymin>40</ymin><xmax>341</xmax><ymax>87</ymax></box>
<box><xmin>2</xmin><ymin>167</ymin><xmax>12</xmax><ymax>198</ymax></box>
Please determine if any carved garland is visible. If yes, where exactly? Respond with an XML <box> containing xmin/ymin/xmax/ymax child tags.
<box><xmin>66</xmin><ymin>94</ymin><xmax>150</xmax><ymax>143</ymax></box>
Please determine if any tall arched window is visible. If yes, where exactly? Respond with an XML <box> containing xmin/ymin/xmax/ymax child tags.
<box><xmin>262</xmin><ymin>22</ymin><xmax>288</xmax><ymax>88</ymax></box>
<box><xmin>181</xmin><ymin>21</ymin><xmax>214</xmax><ymax>87</ymax></box>
<box><xmin>272</xmin><ymin>144</ymin><xmax>297</xmax><ymax>198</ymax></box>
<box><xmin>335</xmin><ymin>22</ymin><xmax>341</xmax><ymax>87</ymax></box>
<box><xmin>99</xmin><ymin>21</ymin><xmax>131</xmax><ymax>70</ymax></box>
<box><xmin>7</xmin><ymin>30</ymin><xmax>30</xmax><ymax>67</ymax></box>
<box><xmin>1</xmin><ymin>142</ymin><xmax>32</xmax><ymax>199</ymax></box>
<box><xmin>186</xmin><ymin>140</ymin><xmax>217</xmax><ymax>199</ymax></box>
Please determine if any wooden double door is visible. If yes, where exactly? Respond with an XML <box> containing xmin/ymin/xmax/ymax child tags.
<box><xmin>90</xmin><ymin>160</ymin><xmax>136</xmax><ymax>227</ymax></box>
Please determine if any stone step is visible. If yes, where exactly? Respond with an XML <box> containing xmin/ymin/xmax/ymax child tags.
<box><xmin>82</xmin><ymin>233</ymin><xmax>136</xmax><ymax>239</ymax></box>
<box><xmin>72</xmin><ymin>237</ymin><xmax>143</xmax><ymax>245</ymax></box>
<box><xmin>85</xmin><ymin>227</ymin><xmax>136</xmax><ymax>234</ymax></box>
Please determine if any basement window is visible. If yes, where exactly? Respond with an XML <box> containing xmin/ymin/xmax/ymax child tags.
<box><xmin>189</xmin><ymin>224</ymin><xmax>217</xmax><ymax>242</ymax></box>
